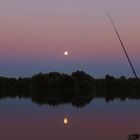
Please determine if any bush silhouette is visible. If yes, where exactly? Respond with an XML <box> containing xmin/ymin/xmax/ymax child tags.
<box><xmin>0</xmin><ymin>71</ymin><xmax>139</xmax><ymax>107</ymax></box>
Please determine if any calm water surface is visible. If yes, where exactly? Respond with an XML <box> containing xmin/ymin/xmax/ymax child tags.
<box><xmin>0</xmin><ymin>98</ymin><xmax>140</xmax><ymax>140</ymax></box>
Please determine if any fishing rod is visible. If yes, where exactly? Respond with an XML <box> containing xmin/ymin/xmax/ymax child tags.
<box><xmin>107</xmin><ymin>11</ymin><xmax>138</xmax><ymax>79</ymax></box>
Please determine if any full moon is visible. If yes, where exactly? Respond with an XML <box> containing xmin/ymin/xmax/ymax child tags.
<box><xmin>64</xmin><ymin>51</ymin><xmax>68</xmax><ymax>56</ymax></box>
<box><xmin>64</xmin><ymin>117</ymin><xmax>68</xmax><ymax>125</ymax></box>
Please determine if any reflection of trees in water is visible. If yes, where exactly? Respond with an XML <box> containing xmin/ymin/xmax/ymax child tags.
<box><xmin>0</xmin><ymin>71</ymin><xmax>140</xmax><ymax>107</ymax></box>
<box><xmin>0</xmin><ymin>90</ymin><xmax>95</xmax><ymax>108</ymax></box>
<box><xmin>31</xmin><ymin>90</ymin><xmax>95</xmax><ymax>107</ymax></box>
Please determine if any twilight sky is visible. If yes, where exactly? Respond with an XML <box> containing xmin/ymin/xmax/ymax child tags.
<box><xmin>0</xmin><ymin>0</ymin><xmax>140</xmax><ymax>78</ymax></box>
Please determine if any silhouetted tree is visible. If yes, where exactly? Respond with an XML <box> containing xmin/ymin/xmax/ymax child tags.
<box><xmin>0</xmin><ymin>71</ymin><xmax>139</xmax><ymax>107</ymax></box>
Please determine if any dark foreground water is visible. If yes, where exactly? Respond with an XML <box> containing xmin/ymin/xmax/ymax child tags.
<box><xmin>0</xmin><ymin>97</ymin><xmax>140</xmax><ymax>140</ymax></box>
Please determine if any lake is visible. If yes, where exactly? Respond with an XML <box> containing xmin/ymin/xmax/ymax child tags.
<box><xmin>0</xmin><ymin>97</ymin><xmax>140</xmax><ymax>140</ymax></box>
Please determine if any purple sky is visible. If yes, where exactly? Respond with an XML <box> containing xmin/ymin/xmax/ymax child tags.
<box><xmin>0</xmin><ymin>0</ymin><xmax>140</xmax><ymax>77</ymax></box>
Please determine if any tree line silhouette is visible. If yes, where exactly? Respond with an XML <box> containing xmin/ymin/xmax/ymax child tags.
<box><xmin>0</xmin><ymin>71</ymin><xmax>139</xmax><ymax>107</ymax></box>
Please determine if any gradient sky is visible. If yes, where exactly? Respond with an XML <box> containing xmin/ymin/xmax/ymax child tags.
<box><xmin>0</xmin><ymin>0</ymin><xmax>140</xmax><ymax>77</ymax></box>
